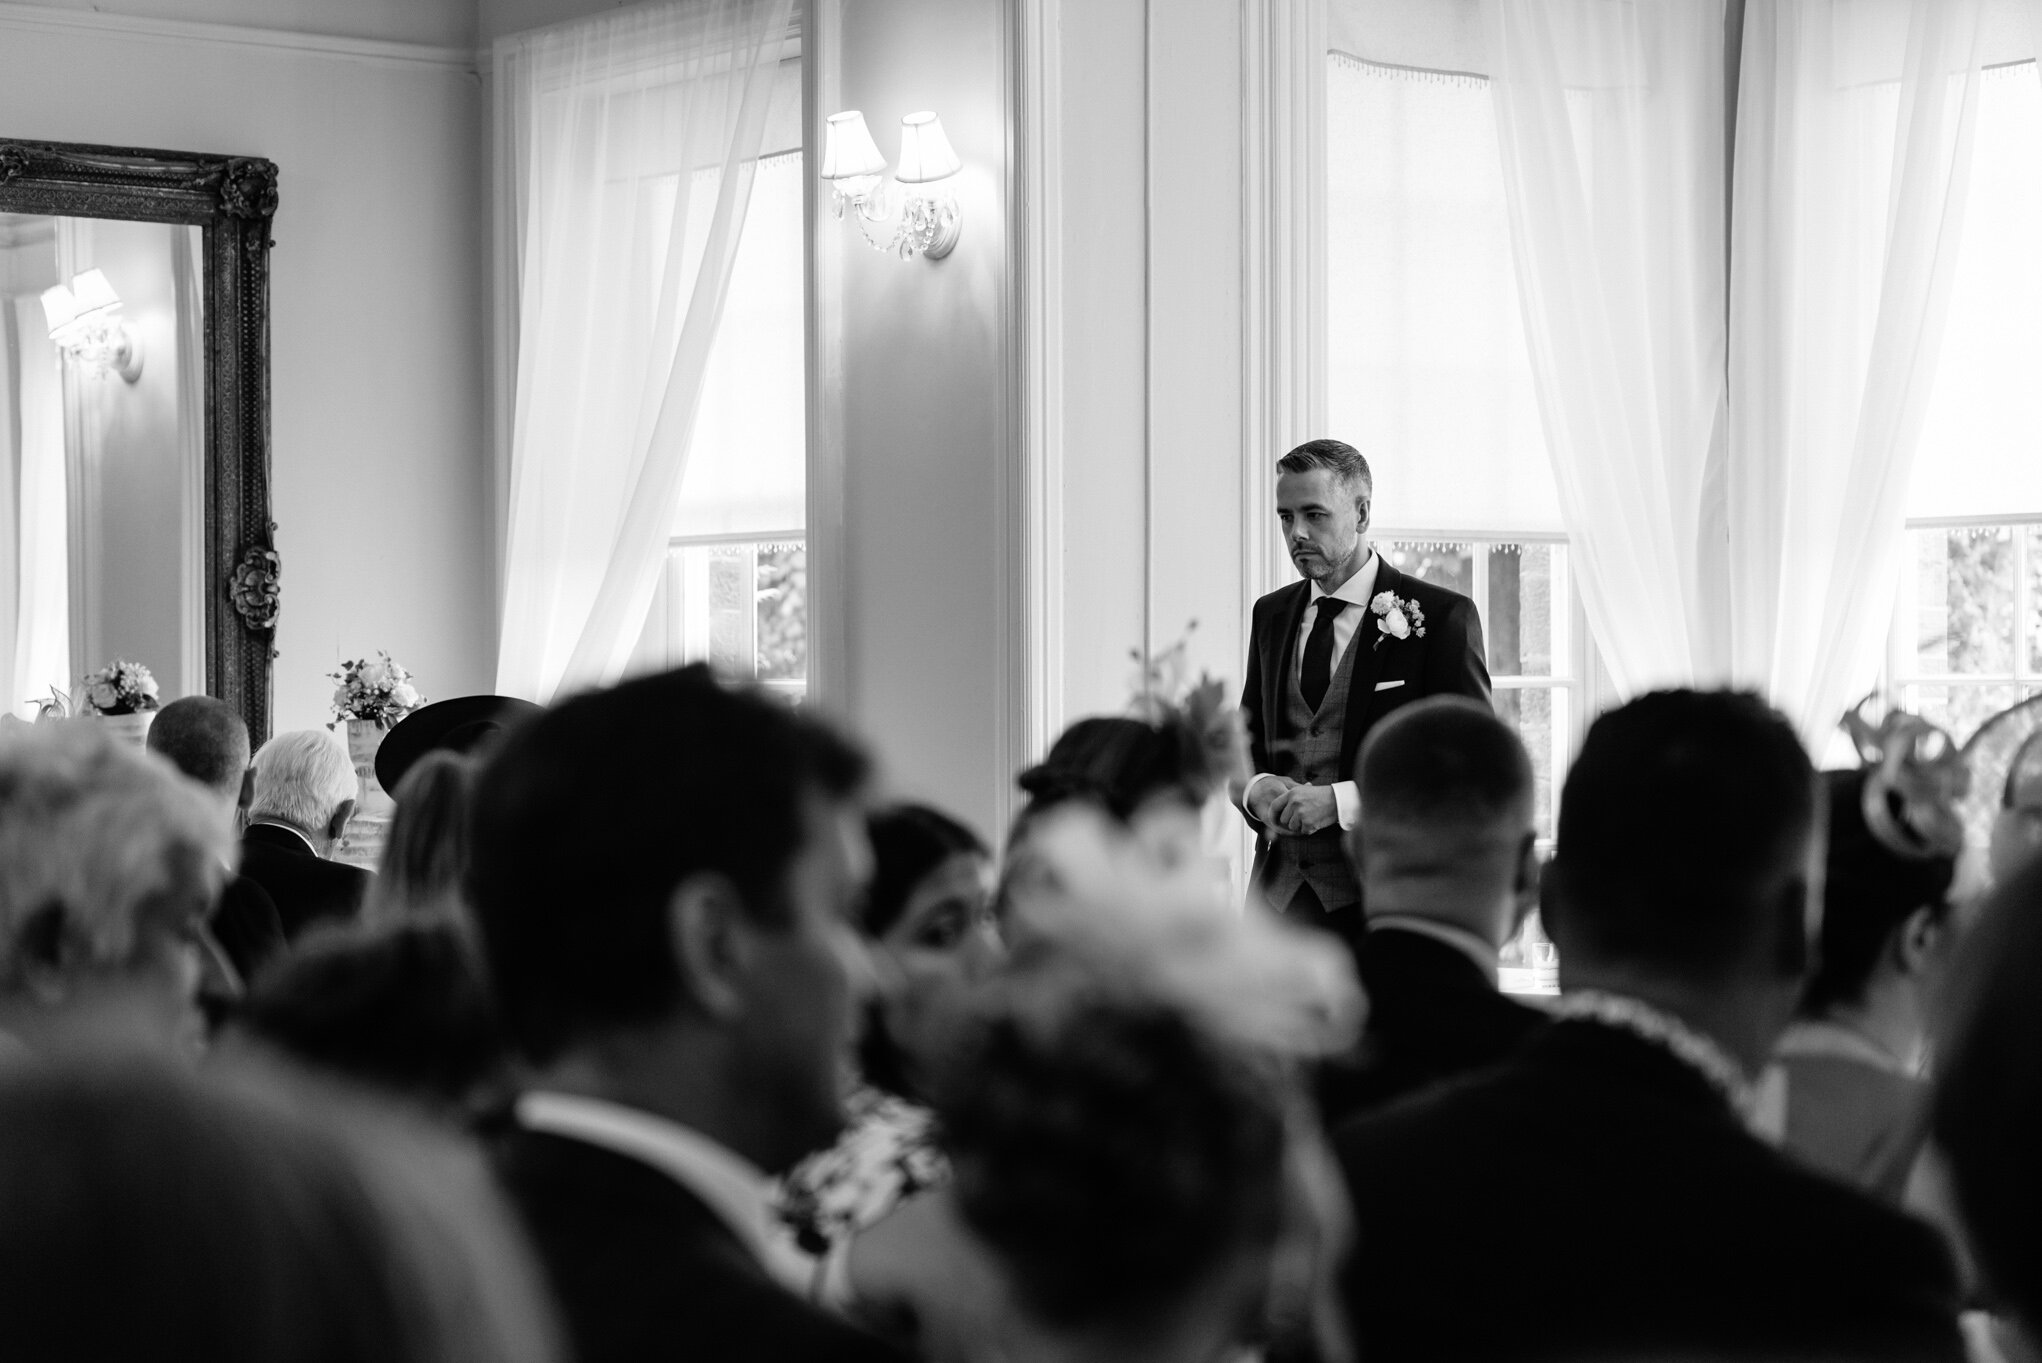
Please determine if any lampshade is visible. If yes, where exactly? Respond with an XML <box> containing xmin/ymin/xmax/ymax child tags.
<box><xmin>39</xmin><ymin>284</ymin><xmax>78</xmax><ymax>336</ymax></box>
<box><xmin>69</xmin><ymin>269</ymin><xmax>121</xmax><ymax>316</ymax></box>
<box><xmin>821</xmin><ymin>111</ymin><xmax>887</xmax><ymax>181</ymax></box>
<box><xmin>894</xmin><ymin>111</ymin><xmax>960</xmax><ymax>185</ymax></box>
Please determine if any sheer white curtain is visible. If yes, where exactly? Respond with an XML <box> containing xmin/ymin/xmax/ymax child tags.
<box><xmin>494</xmin><ymin>0</ymin><xmax>796</xmax><ymax>703</ymax></box>
<box><xmin>1482</xmin><ymin>0</ymin><xmax>1730</xmax><ymax>699</ymax></box>
<box><xmin>1727</xmin><ymin>0</ymin><xmax>1988</xmax><ymax>748</ymax></box>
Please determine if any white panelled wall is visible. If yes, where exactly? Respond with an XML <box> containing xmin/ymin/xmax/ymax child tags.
<box><xmin>0</xmin><ymin>0</ymin><xmax>492</xmax><ymax>736</ymax></box>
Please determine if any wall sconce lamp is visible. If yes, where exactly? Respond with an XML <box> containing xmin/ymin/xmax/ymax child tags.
<box><xmin>40</xmin><ymin>269</ymin><xmax>143</xmax><ymax>382</ymax></box>
<box><xmin>822</xmin><ymin>110</ymin><xmax>962</xmax><ymax>261</ymax></box>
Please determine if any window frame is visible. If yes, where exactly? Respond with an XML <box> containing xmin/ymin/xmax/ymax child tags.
<box><xmin>1884</xmin><ymin>512</ymin><xmax>2042</xmax><ymax>725</ymax></box>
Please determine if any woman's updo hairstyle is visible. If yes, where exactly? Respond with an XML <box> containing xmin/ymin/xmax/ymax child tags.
<box><xmin>934</xmin><ymin>957</ymin><xmax>1290</xmax><ymax>1331</ymax></box>
<box><xmin>1014</xmin><ymin>715</ymin><xmax>1216</xmax><ymax>829</ymax></box>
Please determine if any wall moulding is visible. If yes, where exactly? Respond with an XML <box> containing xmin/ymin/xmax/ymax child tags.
<box><xmin>0</xmin><ymin>2</ymin><xmax>479</xmax><ymax>72</ymax></box>
<box><xmin>1241</xmin><ymin>0</ymin><xmax>1326</xmax><ymax>605</ymax></box>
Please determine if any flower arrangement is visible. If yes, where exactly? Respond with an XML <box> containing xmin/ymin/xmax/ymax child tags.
<box><xmin>1127</xmin><ymin>621</ymin><xmax>1253</xmax><ymax>795</ymax></box>
<box><xmin>329</xmin><ymin>653</ymin><xmax>424</xmax><ymax>728</ymax></box>
<box><xmin>1370</xmin><ymin>590</ymin><xmax>1427</xmax><ymax>645</ymax></box>
<box><xmin>80</xmin><ymin>660</ymin><xmax>160</xmax><ymax>716</ymax></box>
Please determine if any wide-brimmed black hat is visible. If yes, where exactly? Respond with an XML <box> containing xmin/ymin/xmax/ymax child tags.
<box><xmin>375</xmin><ymin>695</ymin><xmax>541</xmax><ymax>794</ymax></box>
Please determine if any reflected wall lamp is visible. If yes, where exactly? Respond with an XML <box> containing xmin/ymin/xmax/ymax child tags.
<box><xmin>822</xmin><ymin>110</ymin><xmax>962</xmax><ymax>261</ymax></box>
<box><xmin>40</xmin><ymin>268</ymin><xmax>143</xmax><ymax>382</ymax></box>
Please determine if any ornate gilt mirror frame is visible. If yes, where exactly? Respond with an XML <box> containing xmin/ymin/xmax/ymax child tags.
<box><xmin>0</xmin><ymin>138</ymin><xmax>279</xmax><ymax>740</ymax></box>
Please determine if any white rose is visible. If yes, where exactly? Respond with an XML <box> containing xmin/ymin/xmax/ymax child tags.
<box><xmin>390</xmin><ymin>683</ymin><xmax>419</xmax><ymax>709</ymax></box>
<box><xmin>359</xmin><ymin>661</ymin><xmax>390</xmax><ymax>688</ymax></box>
<box><xmin>139</xmin><ymin>674</ymin><xmax>159</xmax><ymax>698</ymax></box>
<box><xmin>90</xmin><ymin>682</ymin><xmax>119</xmax><ymax>711</ymax></box>
<box><xmin>1383</xmin><ymin>608</ymin><xmax>1411</xmax><ymax>639</ymax></box>
<box><xmin>1371</xmin><ymin>591</ymin><xmax>1397</xmax><ymax>614</ymax></box>
<box><xmin>333</xmin><ymin>686</ymin><xmax>351</xmax><ymax>708</ymax></box>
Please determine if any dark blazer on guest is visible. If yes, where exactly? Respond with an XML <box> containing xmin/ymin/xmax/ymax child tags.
<box><xmin>210</xmin><ymin>873</ymin><xmax>289</xmax><ymax>984</ymax></box>
<box><xmin>1332</xmin><ymin>1019</ymin><xmax>1965</xmax><ymax>1363</ymax></box>
<box><xmin>493</xmin><ymin>1125</ymin><xmax>906</xmax><ymax>1363</ymax></box>
<box><xmin>238</xmin><ymin>823</ymin><xmax>371</xmax><ymax>943</ymax></box>
<box><xmin>1316</xmin><ymin>925</ymin><xmax>1547</xmax><ymax>1128</ymax></box>
<box><xmin>1239</xmin><ymin>558</ymin><xmax>1490</xmax><ymax>901</ymax></box>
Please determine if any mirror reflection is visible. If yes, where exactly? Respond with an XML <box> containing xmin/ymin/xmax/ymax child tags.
<box><xmin>0</xmin><ymin>212</ymin><xmax>204</xmax><ymax>716</ymax></box>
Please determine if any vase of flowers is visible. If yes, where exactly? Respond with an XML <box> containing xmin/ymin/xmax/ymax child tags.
<box><xmin>329</xmin><ymin>653</ymin><xmax>424</xmax><ymax>811</ymax></box>
<box><xmin>80</xmin><ymin>659</ymin><xmax>161</xmax><ymax>746</ymax></box>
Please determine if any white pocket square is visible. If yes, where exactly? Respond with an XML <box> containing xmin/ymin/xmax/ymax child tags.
<box><xmin>1374</xmin><ymin>680</ymin><xmax>1406</xmax><ymax>692</ymax></box>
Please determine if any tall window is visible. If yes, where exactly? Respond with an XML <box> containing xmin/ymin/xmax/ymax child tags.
<box><xmin>1329</xmin><ymin>53</ymin><xmax>1575</xmax><ymax>993</ymax></box>
<box><xmin>1889</xmin><ymin>65</ymin><xmax>2042</xmax><ymax>737</ymax></box>
<box><xmin>631</xmin><ymin>147</ymin><xmax>807</xmax><ymax>700</ymax></box>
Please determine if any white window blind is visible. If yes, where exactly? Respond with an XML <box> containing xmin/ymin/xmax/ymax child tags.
<box><xmin>1326</xmin><ymin>54</ymin><xmax>1563</xmax><ymax>536</ymax></box>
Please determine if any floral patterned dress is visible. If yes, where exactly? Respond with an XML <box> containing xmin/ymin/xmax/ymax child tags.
<box><xmin>772</xmin><ymin>1086</ymin><xmax>948</xmax><ymax>1300</ymax></box>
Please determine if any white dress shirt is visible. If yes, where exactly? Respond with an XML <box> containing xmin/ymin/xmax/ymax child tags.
<box><xmin>1246</xmin><ymin>551</ymin><xmax>1381</xmax><ymax>832</ymax></box>
<box><xmin>517</xmin><ymin>1091</ymin><xmax>800</xmax><ymax>1283</ymax></box>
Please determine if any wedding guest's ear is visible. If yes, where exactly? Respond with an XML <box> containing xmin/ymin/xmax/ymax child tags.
<box><xmin>665</xmin><ymin>874</ymin><xmax>751</xmax><ymax>1020</ymax></box>
<box><xmin>325</xmin><ymin>798</ymin><xmax>356</xmax><ymax>847</ymax></box>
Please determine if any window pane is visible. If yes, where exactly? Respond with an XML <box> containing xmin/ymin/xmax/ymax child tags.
<box><xmin>708</xmin><ymin>547</ymin><xmax>753</xmax><ymax>675</ymax></box>
<box><xmin>756</xmin><ymin>544</ymin><xmax>807</xmax><ymax>682</ymax></box>
<box><xmin>2030</xmin><ymin>525</ymin><xmax>2042</xmax><ymax>675</ymax></box>
<box><xmin>1902</xmin><ymin>683</ymin><xmax>2042</xmax><ymax>740</ymax></box>
<box><xmin>1485</xmin><ymin>543</ymin><xmax>1563</xmax><ymax>679</ymax></box>
<box><xmin>1492</xmin><ymin>686</ymin><xmax>1555</xmax><ymax>842</ymax></box>
<box><xmin>1914</xmin><ymin>526</ymin><xmax>2015</xmax><ymax>675</ymax></box>
<box><xmin>1383</xmin><ymin>541</ymin><xmax>1473</xmax><ymax>599</ymax></box>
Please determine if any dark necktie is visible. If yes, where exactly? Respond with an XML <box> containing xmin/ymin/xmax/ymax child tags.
<box><xmin>1300</xmin><ymin>598</ymin><xmax>1350</xmax><ymax>713</ymax></box>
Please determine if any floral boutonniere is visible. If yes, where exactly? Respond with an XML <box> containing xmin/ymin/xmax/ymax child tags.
<box><xmin>1370</xmin><ymin>591</ymin><xmax>1426</xmax><ymax>647</ymax></box>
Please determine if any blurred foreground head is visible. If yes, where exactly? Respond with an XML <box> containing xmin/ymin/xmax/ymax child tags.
<box><xmin>1545</xmin><ymin>689</ymin><xmax>1818</xmax><ymax>984</ymax></box>
<box><xmin>0</xmin><ymin>721</ymin><xmax>227</xmax><ymax>1055</ymax></box>
<box><xmin>0</xmin><ymin>1060</ymin><xmax>558</xmax><ymax>1363</ymax></box>
<box><xmin>1934</xmin><ymin>853</ymin><xmax>2042</xmax><ymax>1336</ymax></box>
<box><xmin>1543</xmin><ymin>690</ymin><xmax>1819</xmax><ymax>1057</ymax></box>
<box><xmin>469</xmin><ymin>664</ymin><xmax>876</xmax><ymax>1172</ymax></box>
<box><xmin>943</xmin><ymin>810</ymin><xmax>1359</xmax><ymax>1358</ymax></box>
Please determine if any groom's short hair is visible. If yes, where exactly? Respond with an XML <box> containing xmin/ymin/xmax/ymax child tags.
<box><xmin>1277</xmin><ymin>438</ymin><xmax>1372</xmax><ymax>500</ymax></box>
<box><xmin>1548</xmin><ymin>689</ymin><xmax>1817</xmax><ymax>983</ymax></box>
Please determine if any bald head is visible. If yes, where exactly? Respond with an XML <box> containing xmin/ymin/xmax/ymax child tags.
<box><xmin>146</xmin><ymin>697</ymin><xmax>250</xmax><ymax>808</ymax></box>
<box><xmin>1350</xmin><ymin>698</ymin><xmax>1537</xmax><ymax>945</ymax></box>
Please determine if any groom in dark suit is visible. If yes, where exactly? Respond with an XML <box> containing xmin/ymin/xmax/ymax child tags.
<box><xmin>1239</xmin><ymin>439</ymin><xmax>1490</xmax><ymax>942</ymax></box>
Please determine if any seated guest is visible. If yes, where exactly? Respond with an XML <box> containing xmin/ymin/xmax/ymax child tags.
<box><xmin>227</xmin><ymin>919</ymin><xmax>510</xmax><ymax>1121</ymax></box>
<box><xmin>0</xmin><ymin>722</ymin><xmax>226</xmax><ymax>1058</ymax></box>
<box><xmin>1334</xmin><ymin>690</ymin><xmax>1964</xmax><ymax>1363</ymax></box>
<box><xmin>1934</xmin><ymin>853</ymin><xmax>2042</xmax><ymax>1355</ymax></box>
<box><xmin>363</xmin><ymin>751</ymin><xmax>475</xmax><ymax>927</ymax></box>
<box><xmin>1002</xmin><ymin>699</ymin><xmax>1244</xmax><ymax>912</ymax></box>
<box><xmin>1318</xmin><ymin>697</ymin><xmax>1545</xmax><ymax>1124</ymax></box>
<box><xmin>846</xmin><ymin>810</ymin><xmax>1362</xmax><ymax>1363</ymax></box>
<box><xmin>471</xmin><ymin>665</ymin><xmax>904</xmax><ymax>1363</ymax></box>
<box><xmin>0</xmin><ymin>1059</ymin><xmax>559</xmax><ymax>1363</ymax></box>
<box><xmin>1773</xmin><ymin>766</ymin><xmax>1959</xmax><ymax>1202</ymax></box>
<box><xmin>146</xmin><ymin>695</ymin><xmax>288</xmax><ymax>983</ymax></box>
<box><xmin>242</xmin><ymin>729</ymin><xmax>372</xmax><ymax>941</ymax></box>
<box><xmin>779</xmin><ymin>803</ymin><xmax>999</xmax><ymax>1271</ymax></box>
<box><xmin>1989</xmin><ymin>729</ymin><xmax>2042</xmax><ymax>885</ymax></box>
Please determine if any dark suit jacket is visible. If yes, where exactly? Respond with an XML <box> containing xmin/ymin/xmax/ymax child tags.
<box><xmin>493</xmin><ymin>1125</ymin><xmax>906</xmax><ymax>1363</ymax></box>
<box><xmin>211</xmin><ymin>873</ymin><xmax>288</xmax><ymax>985</ymax></box>
<box><xmin>1317</xmin><ymin>926</ymin><xmax>1547</xmax><ymax>1127</ymax></box>
<box><xmin>1332</xmin><ymin>1020</ymin><xmax>1965</xmax><ymax>1363</ymax></box>
<box><xmin>238</xmin><ymin>824</ymin><xmax>371</xmax><ymax>943</ymax></box>
<box><xmin>1240</xmin><ymin>559</ymin><xmax>1490</xmax><ymax>892</ymax></box>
